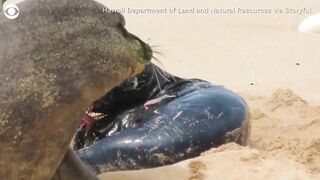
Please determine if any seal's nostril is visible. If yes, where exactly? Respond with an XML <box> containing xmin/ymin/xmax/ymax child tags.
<box><xmin>118</xmin><ymin>13</ymin><xmax>126</xmax><ymax>27</ymax></box>
<box><xmin>116</xmin><ymin>23</ymin><xmax>152</xmax><ymax>61</ymax></box>
<box><xmin>112</xmin><ymin>12</ymin><xmax>126</xmax><ymax>27</ymax></box>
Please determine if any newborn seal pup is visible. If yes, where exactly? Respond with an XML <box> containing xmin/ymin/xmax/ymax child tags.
<box><xmin>74</xmin><ymin>63</ymin><xmax>250</xmax><ymax>173</ymax></box>
<box><xmin>0</xmin><ymin>0</ymin><xmax>152</xmax><ymax>179</ymax></box>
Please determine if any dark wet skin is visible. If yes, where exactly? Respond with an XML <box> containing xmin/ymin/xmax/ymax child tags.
<box><xmin>74</xmin><ymin>64</ymin><xmax>250</xmax><ymax>173</ymax></box>
<box><xmin>0</xmin><ymin>0</ymin><xmax>152</xmax><ymax>179</ymax></box>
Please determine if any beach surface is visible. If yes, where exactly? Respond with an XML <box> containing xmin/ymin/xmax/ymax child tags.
<box><xmin>3</xmin><ymin>0</ymin><xmax>320</xmax><ymax>179</ymax></box>
<box><xmin>97</xmin><ymin>0</ymin><xmax>320</xmax><ymax>179</ymax></box>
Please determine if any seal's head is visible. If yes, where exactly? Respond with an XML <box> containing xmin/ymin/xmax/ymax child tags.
<box><xmin>0</xmin><ymin>0</ymin><xmax>151</xmax><ymax>179</ymax></box>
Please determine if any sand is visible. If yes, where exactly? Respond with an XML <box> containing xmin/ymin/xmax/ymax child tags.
<box><xmin>2</xmin><ymin>0</ymin><xmax>319</xmax><ymax>179</ymax></box>
<box><xmin>95</xmin><ymin>0</ymin><xmax>320</xmax><ymax>179</ymax></box>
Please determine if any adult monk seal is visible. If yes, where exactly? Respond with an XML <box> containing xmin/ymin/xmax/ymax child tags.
<box><xmin>0</xmin><ymin>0</ymin><xmax>152</xmax><ymax>179</ymax></box>
<box><xmin>73</xmin><ymin>63</ymin><xmax>250</xmax><ymax>173</ymax></box>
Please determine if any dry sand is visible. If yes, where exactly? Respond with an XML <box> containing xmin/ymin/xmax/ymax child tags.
<box><xmin>4</xmin><ymin>0</ymin><xmax>320</xmax><ymax>179</ymax></box>
<box><xmin>97</xmin><ymin>0</ymin><xmax>320</xmax><ymax>179</ymax></box>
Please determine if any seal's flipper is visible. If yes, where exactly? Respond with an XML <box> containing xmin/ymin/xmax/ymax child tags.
<box><xmin>51</xmin><ymin>149</ymin><xmax>98</xmax><ymax>180</ymax></box>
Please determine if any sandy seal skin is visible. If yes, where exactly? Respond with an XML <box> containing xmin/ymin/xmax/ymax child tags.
<box><xmin>0</xmin><ymin>0</ymin><xmax>151</xmax><ymax>179</ymax></box>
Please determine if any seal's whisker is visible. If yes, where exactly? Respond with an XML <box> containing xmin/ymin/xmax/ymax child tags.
<box><xmin>152</xmin><ymin>56</ymin><xmax>177</xmax><ymax>82</ymax></box>
<box><xmin>152</xmin><ymin>56</ymin><xmax>164</xmax><ymax>66</ymax></box>
<box><xmin>150</xmin><ymin>44</ymin><xmax>166</xmax><ymax>57</ymax></box>
<box><xmin>152</xmin><ymin>55</ymin><xmax>161</xmax><ymax>62</ymax></box>
<box><xmin>159</xmin><ymin>65</ymin><xmax>177</xmax><ymax>82</ymax></box>
<box><xmin>152</xmin><ymin>66</ymin><xmax>162</xmax><ymax>91</ymax></box>
<box><xmin>153</xmin><ymin>50</ymin><xmax>166</xmax><ymax>56</ymax></box>
<box><xmin>151</xmin><ymin>45</ymin><xmax>166</xmax><ymax>52</ymax></box>
<box><xmin>152</xmin><ymin>57</ymin><xmax>168</xmax><ymax>78</ymax></box>
<box><xmin>156</xmin><ymin>66</ymin><xmax>169</xmax><ymax>78</ymax></box>
<box><xmin>151</xmin><ymin>45</ymin><xmax>162</xmax><ymax>48</ymax></box>
<box><xmin>165</xmin><ymin>70</ymin><xmax>177</xmax><ymax>82</ymax></box>
<box><xmin>155</xmin><ymin>67</ymin><xmax>171</xmax><ymax>82</ymax></box>
<box><xmin>170</xmin><ymin>73</ymin><xmax>177</xmax><ymax>82</ymax></box>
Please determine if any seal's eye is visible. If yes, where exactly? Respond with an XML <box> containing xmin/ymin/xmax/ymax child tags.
<box><xmin>5</xmin><ymin>7</ymin><xmax>19</xmax><ymax>16</ymax></box>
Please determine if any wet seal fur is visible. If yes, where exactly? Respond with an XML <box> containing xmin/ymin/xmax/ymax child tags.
<box><xmin>0</xmin><ymin>0</ymin><xmax>151</xmax><ymax>179</ymax></box>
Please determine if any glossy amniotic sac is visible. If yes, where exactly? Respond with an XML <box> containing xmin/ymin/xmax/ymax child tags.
<box><xmin>0</xmin><ymin>0</ymin><xmax>151</xmax><ymax>179</ymax></box>
<box><xmin>74</xmin><ymin>64</ymin><xmax>251</xmax><ymax>173</ymax></box>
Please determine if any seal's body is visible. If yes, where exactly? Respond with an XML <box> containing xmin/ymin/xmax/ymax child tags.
<box><xmin>0</xmin><ymin>0</ymin><xmax>151</xmax><ymax>179</ymax></box>
<box><xmin>74</xmin><ymin>64</ymin><xmax>250</xmax><ymax>173</ymax></box>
